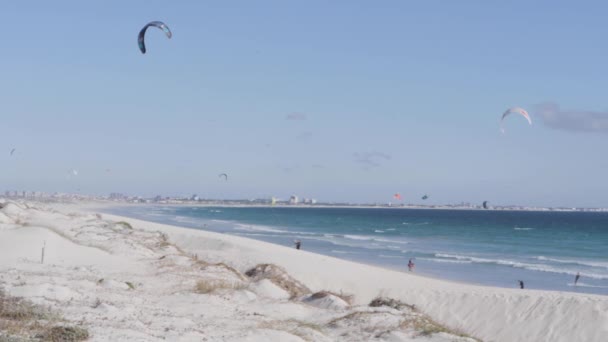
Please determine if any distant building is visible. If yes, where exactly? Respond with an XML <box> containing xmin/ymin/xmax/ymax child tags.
<box><xmin>191</xmin><ymin>194</ymin><xmax>199</xmax><ymax>201</ymax></box>
<box><xmin>109</xmin><ymin>193</ymin><xmax>126</xmax><ymax>200</ymax></box>
<box><xmin>302</xmin><ymin>198</ymin><xmax>317</xmax><ymax>205</ymax></box>
<box><xmin>289</xmin><ymin>195</ymin><xmax>299</xmax><ymax>205</ymax></box>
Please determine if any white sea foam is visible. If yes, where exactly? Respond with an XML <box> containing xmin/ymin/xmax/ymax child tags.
<box><xmin>234</xmin><ymin>223</ymin><xmax>288</xmax><ymax>233</ymax></box>
<box><xmin>419</xmin><ymin>257</ymin><xmax>472</xmax><ymax>264</ymax></box>
<box><xmin>331</xmin><ymin>250</ymin><xmax>357</xmax><ymax>255</ymax></box>
<box><xmin>435</xmin><ymin>253</ymin><xmax>608</xmax><ymax>280</ymax></box>
<box><xmin>536</xmin><ymin>256</ymin><xmax>608</xmax><ymax>269</ymax></box>
<box><xmin>514</xmin><ymin>227</ymin><xmax>534</xmax><ymax>231</ymax></box>
<box><xmin>344</xmin><ymin>235</ymin><xmax>374</xmax><ymax>241</ymax></box>
<box><xmin>378</xmin><ymin>254</ymin><xmax>404</xmax><ymax>259</ymax></box>
<box><xmin>566</xmin><ymin>282</ymin><xmax>608</xmax><ymax>289</ymax></box>
<box><xmin>374</xmin><ymin>229</ymin><xmax>385</xmax><ymax>233</ymax></box>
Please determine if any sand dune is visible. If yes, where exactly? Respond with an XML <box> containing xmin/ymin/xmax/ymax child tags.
<box><xmin>0</xmin><ymin>200</ymin><xmax>606</xmax><ymax>341</ymax></box>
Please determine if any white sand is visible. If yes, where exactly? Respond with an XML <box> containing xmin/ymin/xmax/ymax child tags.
<box><xmin>1</xmin><ymin>201</ymin><xmax>606</xmax><ymax>341</ymax></box>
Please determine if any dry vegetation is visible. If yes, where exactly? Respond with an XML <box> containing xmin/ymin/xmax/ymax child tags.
<box><xmin>258</xmin><ymin>319</ymin><xmax>325</xmax><ymax>342</ymax></box>
<box><xmin>198</xmin><ymin>262</ymin><xmax>246</xmax><ymax>281</ymax></box>
<box><xmin>245</xmin><ymin>264</ymin><xmax>310</xmax><ymax>299</ymax></box>
<box><xmin>309</xmin><ymin>290</ymin><xmax>354</xmax><ymax>305</ymax></box>
<box><xmin>194</xmin><ymin>279</ymin><xmax>247</xmax><ymax>294</ymax></box>
<box><xmin>114</xmin><ymin>221</ymin><xmax>133</xmax><ymax>230</ymax></box>
<box><xmin>0</xmin><ymin>289</ymin><xmax>88</xmax><ymax>341</ymax></box>
<box><xmin>400</xmin><ymin>316</ymin><xmax>479</xmax><ymax>341</ymax></box>
<box><xmin>369</xmin><ymin>296</ymin><xmax>416</xmax><ymax>311</ymax></box>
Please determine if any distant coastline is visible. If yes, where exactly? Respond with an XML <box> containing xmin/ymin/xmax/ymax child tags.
<box><xmin>3</xmin><ymin>190</ymin><xmax>607</xmax><ymax>212</ymax></box>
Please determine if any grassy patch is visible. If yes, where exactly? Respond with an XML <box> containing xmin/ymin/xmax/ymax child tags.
<box><xmin>115</xmin><ymin>221</ymin><xmax>133</xmax><ymax>230</ymax></box>
<box><xmin>44</xmin><ymin>326</ymin><xmax>89</xmax><ymax>342</ymax></box>
<box><xmin>309</xmin><ymin>290</ymin><xmax>354</xmax><ymax>305</ymax></box>
<box><xmin>401</xmin><ymin>316</ymin><xmax>480</xmax><ymax>341</ymax></box>
<box><xmin>245</xmin><ymin>264</ymin><xmax>310</xmax><ymax>299</ymax></box>
<box><xmin>369</xmin><ymin>296</ymin><xmax>416</xmax><ymax>311</ymax></box>
<box><xmin>0</xmin><ymin>291</ymin><xmax>52</xmax><ymax>321</ymax></box>
<box><xmin>258</xmin><ymin>319</ymin><xmax>326</xmax><ymax>342</ymax></box>
<box><xmin>0</xmin><ymin>290</ymin><xmax>89</xmax><ymax>341</ymax></box>
<box><xmin>194</xmin><ymin>279</ymin><xmax>247</xmax><ymax>294</ymax></box>
<box><xmin>199</xmin><ymin>262</ymin><xmax>246</xmax><ymax>281</ymax></box>
<box><xmin>159</xmin><ymin>232</ymin><xmax>169</xmax><ymax>246</ymax></box>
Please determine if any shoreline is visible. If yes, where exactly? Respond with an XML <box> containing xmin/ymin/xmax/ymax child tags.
<box><xmin>97</xmin><ymin>208</ymin><xmax>608</xmax><ymax>342</ymax></box>
<box><xmin>2</xmin><ymin>200</ymin><xmax>606</xmax><ymax>341</ymax></box>
<box><xmin>50</xmin><ymin>198</ymin><xmax>608</xmax><ymax>213</ymax></box>
<box><xmin>103</xmin><ymin>202</ymin><xmax>608</xmax><ymax>296</ymax></box>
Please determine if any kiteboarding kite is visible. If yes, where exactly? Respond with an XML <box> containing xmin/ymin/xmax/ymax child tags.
<box><xmin>482</xmin><ymin>201</ymin><xmax>489</xmax><ymax>209</ymax></box>
<box><xmin>138</xmin><ymin>21</ymin><xmax>172</xmax><ymax>54</ymax></box>
<box><xmin>393</xmin><ymin>193</ymin><xmax>402</xmax><ymax>201</ymax></box>
<box><xmin>422</xmin><ymin>194</ymin><xmax>429</xmax><ymax>200</ymax></box>
<box><xmin>501</xmin><ymin>107</ymin><xmax>532</xmax><ymax>132</ymax></box>
<box><xmin>219</xmin><ymin>173</ymin><xmax>228</xmax><ymax>181</ymax></box>
<box><xmin>10</xmin><ymin>148</ymin><xmax>15</xmax><ymax>156</ymax></box>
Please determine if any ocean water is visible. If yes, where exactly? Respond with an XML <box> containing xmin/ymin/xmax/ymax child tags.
<box><xmin>109</xmin><ymin>206</ymin><xmax>608</xmax><ymax>296</ymax></box>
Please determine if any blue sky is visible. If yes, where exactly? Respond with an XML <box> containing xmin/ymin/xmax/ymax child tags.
<box><xmin>1</xmin><ymin>1</ymin><xmax>608</xmax><ymax>207</ymax></box>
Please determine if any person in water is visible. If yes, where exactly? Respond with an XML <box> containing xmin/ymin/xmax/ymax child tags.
<box><xmin>518</xmin><ymin>280</ymin><xmax>524</xmax><ymax>289</ymax></box>
<box><xmin>408</xmin><ymin>259</ymin><xmax>415</xmax><ymax>272</ymax></box>
<box><xmin>575</xmin><ymin>272</ymin><xmax>581</xmax><ymax>285</ymax></box>
<box><xmin>294</xmin><ymin>240</ymin><xmax>301</xmax><ymax>250</ymax></box>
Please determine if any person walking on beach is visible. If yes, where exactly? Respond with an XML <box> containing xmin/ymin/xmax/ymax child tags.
<box><xmin>294</xmin><ymin>240</ymin><xmax>301</xmax><ymax>250</ymax></box>
<box><xmin>575</xmin><ymin>272</ymin><xmax>581</xmax><ymax>285</ymax></box>
<box><xmin>408</xmin><ymin>258</ymin><xmax>415</xmax><ymax>272</ymax></box>
<box><xmin>518</xmin><ymin>280</ymin><xmax>524</xmax><ymax>289</ymax></box>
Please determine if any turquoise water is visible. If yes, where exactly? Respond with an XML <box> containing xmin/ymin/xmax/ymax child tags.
<box><xmin>110</xmin><ymin>206</ymin><xmax>608</xmax><ymax>295</ymax></box>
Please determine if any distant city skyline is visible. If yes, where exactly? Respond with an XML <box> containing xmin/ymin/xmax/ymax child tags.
<box><xmin>2</xmin><ymin>1</ymin><xmax>608</xmax><ymax>207</ymax></box>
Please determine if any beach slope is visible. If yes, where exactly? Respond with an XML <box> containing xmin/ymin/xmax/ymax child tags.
<box><xmin>0</xmin><ymin>201</ymin><xmax>606</xmax><ymax>341</ymax></box>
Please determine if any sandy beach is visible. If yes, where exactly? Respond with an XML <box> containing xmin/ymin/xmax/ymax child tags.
<box><xmin>1</xmin><ymin>200</ymin><xmax>606</xmax><ymax>342</ymax></box>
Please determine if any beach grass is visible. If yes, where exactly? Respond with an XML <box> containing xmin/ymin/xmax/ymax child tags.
<box><xmin>0</xmin><ymin>289</ymin><xmax>88</xmax><ymax>342</ymax></box>
<box><xmin>245</xmin><ymin>263</ymin><xmax>311</xmax><ymax>299</ymax></box>
<box><xmin>194</xmin><ymin>279</ymin><xmax>247</xmax><ymax>294</ymax></box>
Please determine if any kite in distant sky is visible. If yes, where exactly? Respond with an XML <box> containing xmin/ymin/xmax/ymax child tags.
<box><xmin>138</xmin><ymin>21</ymin><xmax>172</xmax><ymax>54</ymax></box>
<box><xmin>501</xmin><ymin>107</ymin><xmax>532</xmax><ymax>133</ymax></box>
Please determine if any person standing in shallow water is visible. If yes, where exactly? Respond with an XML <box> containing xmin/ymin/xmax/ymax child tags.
<box><xmin>575</xmin><ymin>272</ymin><xmax>581</xmax><ymax>285</ymax></box>
<box><xmin>294</xmin><ymin>240</ymin><xmax>301</xmax><ymax>250</ymax></box>
<box><xmin>518</xmin><ymin>280</ymin><xmax>524</xmax><ymax>289</ymax></box>
<box><xmin>408</xmin><ymin>259</ymin><xmax>415</xmax><ymax>272</ymax></box>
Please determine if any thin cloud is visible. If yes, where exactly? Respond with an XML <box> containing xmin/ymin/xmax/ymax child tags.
<box><xmin>286</xmin><ymin>112</ymin><xmax>307</xmax><ymax>121</ymax></box>
<box><xmin>353</xmin><ymin>151</ymin><xmax>391</xmax><ymax>169</ymax></box>
<box><xmin>296</xmin><ymin>131</ymin><xmax>313</xmax><ymax>141</ymax></box>
<box><xmin>535</xmin><ymin>102</ymin><xmax>608</xmax><ymax>133</ymax></box>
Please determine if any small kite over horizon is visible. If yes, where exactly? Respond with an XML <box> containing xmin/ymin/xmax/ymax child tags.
<box><xmin>10</xmin><ymin>148</ymin><xmax>15</xmax><ymax>156</ymax></box>
<box><xmin>501</xmin><ymin>107</ymin><xmax>532</xmax><ymax>133</ymax></box>
<box><xmin>138</xmin><ymin>21</ymin><xmax>172</xmax><ymax>54</ymax></box>
<box><xmin>219</xmin><ymin>173</ymin><xmax>228</xmax><ymax>181</ymax></box>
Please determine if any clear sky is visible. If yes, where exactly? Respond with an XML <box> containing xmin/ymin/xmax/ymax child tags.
<box><xmin>2</xmin><ymin>1</ymin><xmax>608</xmax><ymax>207</ymax></box>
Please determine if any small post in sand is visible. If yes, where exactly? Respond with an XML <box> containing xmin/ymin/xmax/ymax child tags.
<box><xmin>41</xmin><ymin>241</ymin><xmax>46</xmax><ymax>264</ymax></box>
